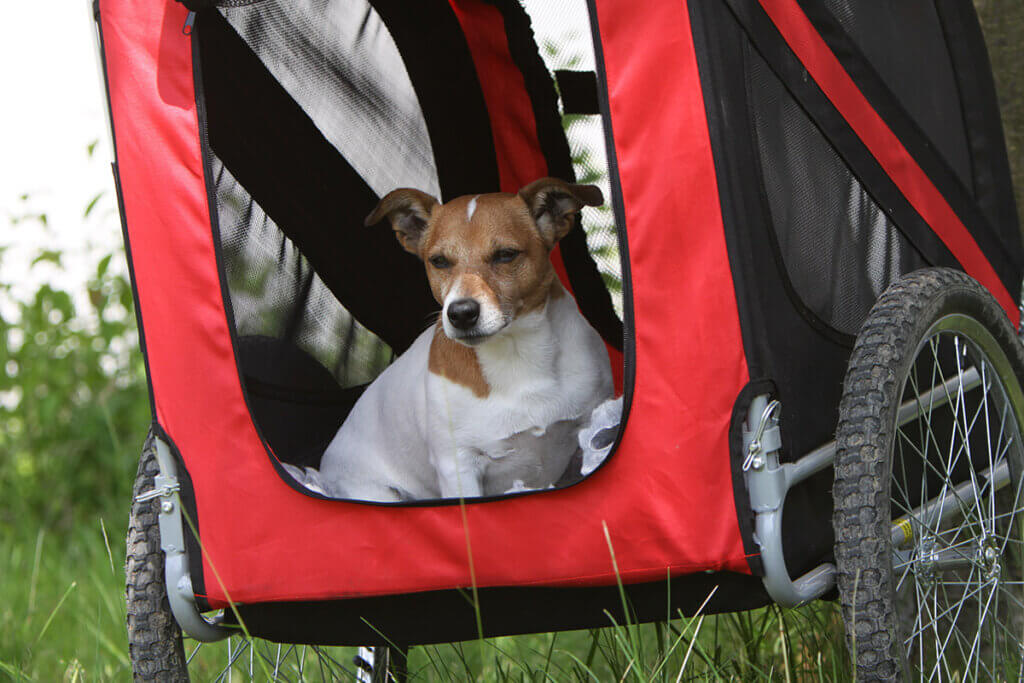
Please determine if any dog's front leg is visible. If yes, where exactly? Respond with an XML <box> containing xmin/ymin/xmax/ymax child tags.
<box><xmin>435</xmin><ymin>448</ymin><xmax>486</xmax><ymax>499</ymax></box>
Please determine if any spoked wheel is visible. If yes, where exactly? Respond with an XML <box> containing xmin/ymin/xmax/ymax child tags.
<box><xmin>126</xmin><ymin>433</ymin><xmax>407</xmax><ymax>681</ymax></box>
<box><xmin>834</xmin><ymin>268</ymin><xmax>1024</xmax><ymax>682</ymax></box>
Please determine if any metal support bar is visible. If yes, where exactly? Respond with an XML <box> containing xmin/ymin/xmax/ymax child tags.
<box><xmin>896</xmin><ymin>367</ymin><xmax>981</xmax><ymax>426</ymax></box>
<box><xmin>745</xmin><ymin>368</ymin><xmax>988</xmax><ymax>607</ymax></box>
<box><xmin>743</xmin><ymin>395</ymin><xmax>836</xmax><ymax>607</ymax></box>
<box><xmin>149</xmin><ymin>437</ymin><xmax>232</xmax><ymax>643</ymax></box>
<box><xmin>784</xmin><ymin>367</ymin><xmax>983</xmax><ymax>492</ymax></box>
<box><xmin>891</xmin><ymin>459</ymin><xmax>1011</xmax><ymax>548</ymax></box>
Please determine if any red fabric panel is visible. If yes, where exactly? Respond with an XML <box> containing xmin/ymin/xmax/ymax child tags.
<box><xmin>449</xmin><ymin>0</ymin><xmax>624</xmax><ymax>392</ymax></box>
<box><xmin>590</xmin><ymin>0</ymin><xmax>753</xmax><ymax>571</ymax></box>
<box><xmin>102</xmin><ymin>0</ymin><xmax>752</xmax><ymax>610</ymax></box>
<box><xmin>758</xmin><ymin>0</ymin><xmax>1019</xmax><ymax>327</ymax></box>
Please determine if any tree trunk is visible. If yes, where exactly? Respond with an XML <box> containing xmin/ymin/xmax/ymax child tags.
<box><xmin>975</xmin><ymin>0</ymin><xmax>1024</xmax><ymax>232</ymax></box>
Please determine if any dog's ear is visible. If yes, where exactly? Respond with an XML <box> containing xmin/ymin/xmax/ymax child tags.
<box><xmin>365</xmin><ymin>189</ymin><xmax>440</xmax><ymax>256</ymax></box>
<box><xmin>518</xmin><ymin>178</ymin><xmax>603</xmax><ymax>248</ymax></box>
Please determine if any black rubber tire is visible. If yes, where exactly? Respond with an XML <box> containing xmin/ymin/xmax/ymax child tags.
<box><xmin>833</xmin><ymin>268</ymin><xmax>1024</xmax><ymax>681</ymax></box>
<box><xmin>126</xmin><ymin>432</ymin><xmax>190</xmax><ymax>681</ymax></box>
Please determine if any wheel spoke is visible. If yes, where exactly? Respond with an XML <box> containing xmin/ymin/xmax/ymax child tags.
<box><xmin>966</xmin><ymin>578</ymin><xmax>999</xmax><ymax>679</ymax></box>
<box><xmin>905</xmin><ymin>575</ymin><xmax>990</xmax><ymax>643</ymax></box>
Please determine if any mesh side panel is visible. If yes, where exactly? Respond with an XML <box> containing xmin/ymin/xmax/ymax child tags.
<box><xmin>746</xmin><ymin>42</ymin><xmax>927</xmax><ymax>335</ymax></box>
<box><xmin>214</xmin><ymin>158</ymin><xmax>393</xmax><ymax>388</ymax></box>
<box><xmin>820</xmin><ymin>0</ymin><xmax>973</xmax><ymax>191</ymax></box>
<box><xmin>521</xmin><ymin>0</ymin><xmax>623</xmax><ymax>318</ymax></box>
<box><xmin>220</xmin><ymin>0</ymin><xmax>441</xmax><ymax>199</ymax></box>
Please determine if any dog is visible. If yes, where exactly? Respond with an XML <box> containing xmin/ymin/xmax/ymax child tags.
<box><xmin>307</xmin><ymin>177</ymin><xmax>613</xmax><ymax>501</ymax></box>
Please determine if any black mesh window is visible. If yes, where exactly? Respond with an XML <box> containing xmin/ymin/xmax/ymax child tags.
<box><xmin>746</xmin><ymin>42</ymin><xmax>928</xmax><ymax>335</ymax></box>
<box><xmin>821</xmin><ymin>0</ymin><xmax>973</xmax><ymax>192</ymax></box>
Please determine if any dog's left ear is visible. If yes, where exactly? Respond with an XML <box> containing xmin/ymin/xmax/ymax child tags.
<box><xmin>518</xmin><ymin>178</ymin><xmax>604</xmax><ymax>248</ymax></box>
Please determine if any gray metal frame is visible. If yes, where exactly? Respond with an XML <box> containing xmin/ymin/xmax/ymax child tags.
<box><xmin>744</xmin><ymin>366</ymin><xmax>988</xmax><ymax>607</ymax></box>
<box><xmin>137</xmin><ymin>437</ymin><xmax>233</xmax><ymax>643</ymax></box>
<box><xmin>741</xmin><ymin>396</ymin><xmax>836</xmax><ymax>606</ymax></box>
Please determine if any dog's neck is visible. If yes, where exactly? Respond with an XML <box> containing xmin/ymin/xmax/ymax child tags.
<box><xmin>428</xmin><ymin>281</ymin><xmax>567</xmax><ymax>398</ymax></box>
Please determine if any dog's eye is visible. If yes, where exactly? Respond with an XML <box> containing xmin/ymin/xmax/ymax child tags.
<box><xmin>429</xmin><ymin>255</ymin><xmax>452</xmax><ymax>269</ymax></box>
<box><xmin>491</xmin><ymin>248</ymin><xmax>521</xmax><ymax>265</ymax></box>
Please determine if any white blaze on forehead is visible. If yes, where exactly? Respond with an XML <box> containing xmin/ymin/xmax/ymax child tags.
<box><xmin>466</xmin><ymin>195</ymin><xmax>480</xmax><ymax>221</ymax></box>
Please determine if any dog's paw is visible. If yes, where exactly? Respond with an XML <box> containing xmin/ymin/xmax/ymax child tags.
<box><xmin>281</xmin><ymin>463</ymin><xmax>330</xmax><ymax>496</ymax></box>
<box><xmin>579</xmin><ymin>397</ymin><xmax>624</xmax><ymax>476</ymax></box>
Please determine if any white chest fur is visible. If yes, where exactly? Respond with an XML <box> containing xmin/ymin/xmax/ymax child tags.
<box><xmin>424</xmin><ymin>294</ymin><xmax>612</xmax><ymax>496</ymax></box>
<box><xmin>318</xmin><ymin>292</ymin><xmax>612</xmax><ymax>501</ymax></box>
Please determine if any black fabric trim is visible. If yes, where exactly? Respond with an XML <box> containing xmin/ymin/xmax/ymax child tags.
<box><xmin>933</xmin><ymin>0</ymin><xmax>1022</xmax><ymax>255</ymax></box>
<box><xmin>787</xmin><ymin>0</ymin><xmax>1024</xmax><ymax>295</ymax></box>
<box><xmin>485</xmin><ymin>0</ymin><xmax>624</xmax><ymax>352</ymax></box>
<box><xmin>110</xmin><ymin>165</ymin><xmax>160</xmax><ymax>414</ymax></box>
<box><xmin>555</xmin><ymin>70</ymin><xmax>601</xmax><ymax>115</ymax></box>
<box><xmin>690</xmin><ymin>1</ymin><xmax>767</xmax><ymax>578</ymax></box>
<box><xmin>581</xmin><ymin>0</ymin><xmax>636</xmax><ymax>482</ymax></box>
<box><xmin>234</xmin><ymin>572</ymin><xmax>771</xmax><ymax>646</ymax></box>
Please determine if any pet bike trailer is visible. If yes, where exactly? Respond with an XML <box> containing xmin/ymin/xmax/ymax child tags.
<box><xmin>95</xmin><ymin>0</ymin><xmax>1024</xmax><ymax>677</ymax></box>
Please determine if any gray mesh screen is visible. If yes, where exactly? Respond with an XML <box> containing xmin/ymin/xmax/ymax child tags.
<box><xmin>220</xmin><ymin>0</ymin><xmax>441</xmax><ymax>199</ymax></box>
<box><xmin>747</xmin><ymin>42</ymin><xmax>927</xmax><ymax>335</ymax></box>
<box><xmin>213</xmin><ymin>158</ymin><xmax>394</xmax><ymax>387</ymax></box>
<box><xmin>523</xmin><ymin>0</ymin><xmax>623</xmax><ymax>318</ymax></box>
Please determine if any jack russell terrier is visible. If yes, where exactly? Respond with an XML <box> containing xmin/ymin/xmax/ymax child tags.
<box><xmin>299</xmin><ymin>178</ymin><xmax>613</xmax><ymax>501</ymax></box>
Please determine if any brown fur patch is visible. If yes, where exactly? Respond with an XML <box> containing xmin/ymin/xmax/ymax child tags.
<box><xmin>428</xmin><ymin>325</ymin><xmax>490</xmax><ymax>398</ymax></box>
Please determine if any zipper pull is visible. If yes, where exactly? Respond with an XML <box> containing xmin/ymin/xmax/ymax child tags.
<box><xmin>182</xmin><ymin>11</ymin><xmax>197</xmax><ymax>36</ymax></box>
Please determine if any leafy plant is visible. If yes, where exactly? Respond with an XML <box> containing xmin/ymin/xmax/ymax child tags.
<box><xmin>0</xmin><ymin>224</ymin><xmax>149</xmax><ymax>530</ymax></box>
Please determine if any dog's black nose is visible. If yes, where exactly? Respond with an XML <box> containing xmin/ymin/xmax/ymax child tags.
<box><xmin>447</xmin><ymin>299</ymin><xmax>480</xmax><ymax>330</ymax></box>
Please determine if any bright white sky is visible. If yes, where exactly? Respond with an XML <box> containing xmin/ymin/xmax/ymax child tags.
<box><xmin>0</xmin><ymin>2</ymin><xmax>115</xmax><ymax>312</ymax></box>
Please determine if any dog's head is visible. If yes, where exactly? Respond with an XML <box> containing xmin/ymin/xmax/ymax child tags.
<box><xmin>366</xmin><ymin>178</ymin><xmax>603</xmax><ymax>346</ymax></box>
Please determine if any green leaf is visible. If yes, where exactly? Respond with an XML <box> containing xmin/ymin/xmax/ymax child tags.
<box><xmin>30</xmin><ymin>250</ymin><xmax>63</xmax><ymax>269</ymax></box>
<box><xmin>83</xmin><ymin>192</ymin><xmax>104</xmax><ymax>219</ymax></box>
<box><xmin>95</xmin><ymin>254</ymin><xmax>112</xmax><ymax>279</ymax></box>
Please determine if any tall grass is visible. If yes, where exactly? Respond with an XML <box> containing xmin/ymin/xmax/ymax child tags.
<box><xmin>0</xmin><ymin>503</ymin><xmax>852</xmax><ymax>681</ymax></box>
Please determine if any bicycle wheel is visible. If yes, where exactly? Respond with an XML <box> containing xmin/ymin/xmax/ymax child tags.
<box><xmin>834</xmin><ymin>268</ymin><xmax>1024</xmax><ymax>681</ymax></box>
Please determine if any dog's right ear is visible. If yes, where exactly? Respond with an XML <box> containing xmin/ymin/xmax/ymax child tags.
<box><xmin>365</xmin><ymin>189</ymin><xmax>440</xmax><ymax>256</ymax></box>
